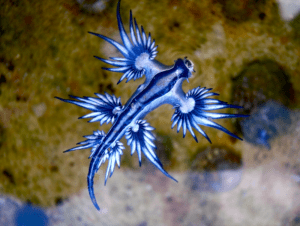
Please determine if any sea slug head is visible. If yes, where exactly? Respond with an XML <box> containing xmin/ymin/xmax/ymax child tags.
<box><xmin>184</xmin><ymin>56</ymin><xmax>195</xmax><ymax>76</ymax></box>
<box><xmin>174</xmin><ymin>57</ymin><xmax>195</xmax><ymax>80</ymax></box>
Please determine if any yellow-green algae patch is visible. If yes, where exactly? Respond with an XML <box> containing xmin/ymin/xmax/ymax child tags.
<box><xmin>0</xmin><ymin>0</ymin><xmax>300</xmax><ymax>207</ymax></box>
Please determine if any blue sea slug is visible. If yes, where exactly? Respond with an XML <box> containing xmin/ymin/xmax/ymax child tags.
<box><xmin>56</xmin><ymin>0</ymin><xmax>247</xmax><ymax>210</ymax></box>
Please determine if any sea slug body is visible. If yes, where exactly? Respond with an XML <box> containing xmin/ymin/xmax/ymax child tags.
<box><xmin>56</xmin><ymin>0</ymin><xmax>248</xmax><ymax>210</ymax></box>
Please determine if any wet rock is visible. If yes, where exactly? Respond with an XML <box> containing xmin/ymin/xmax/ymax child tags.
<box><xmin>187</xmin><ymin>146</ymin><xmax>242</xmax><ymax>192</ymax></box>
<box><xmin>241</xmin><ymin>100</ymin><xmax>292</xmax><ymax>149</ymax></box>
<box><xmin>187</xmin><ymin>169</ymin><xmax>243</xmax><ymax>193</ymax></box>
<box><xmin>231</xmin><ymin>59</ymin><xmax>295</xmax><ymax>133</ymax></box>
<box><xmin>190</xmin><ymin>146</ymin><xmax>242</xmax><ymax>171</ymax></box>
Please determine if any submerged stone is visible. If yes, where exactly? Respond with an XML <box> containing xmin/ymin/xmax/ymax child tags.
<box><xmin>187</xmin><ymin>146</ymin><xmax>242</xmax><ymax>193</ymax></box>
<box><xmin>231</xmin><ymin>59</ymin><xmax>295</xmax><ymax>134</ymax></box>
<box><xmin>241</xmin><ymin>100</ymin><xmax>292</xmax><ymax>149</ymax></box>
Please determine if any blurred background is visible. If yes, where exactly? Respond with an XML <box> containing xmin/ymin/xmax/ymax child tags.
<box><xmin>1</xmin><ymin>0</ymin><xmax>300</xmax><ymax>225</ymax></box>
